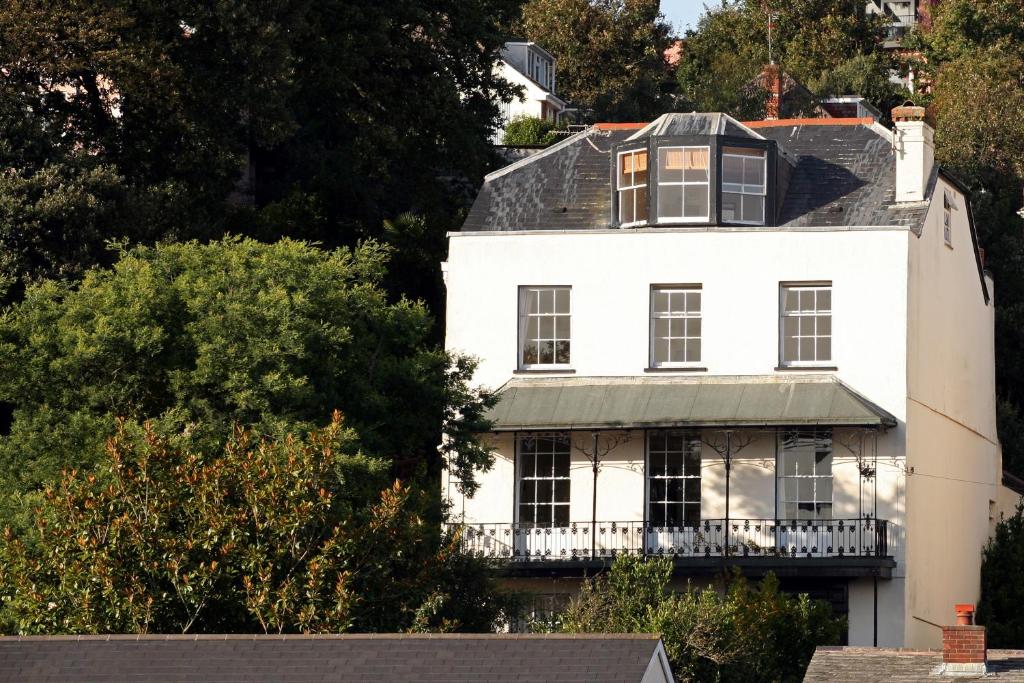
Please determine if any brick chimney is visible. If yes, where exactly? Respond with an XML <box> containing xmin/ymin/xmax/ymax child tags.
<box><xmin>941</xmin><ymin>604</ymin><xmax>986</xmax><ymax>675</ymax></box>
<box><xmin>892</xmin><ymin>104</ymin><xmax>934</xmax><ymax>203</ymax></box>
<box><xmin>763</xmin><ymin>64</ymin><xmax>783</xmax><ymax>121</ymax></box>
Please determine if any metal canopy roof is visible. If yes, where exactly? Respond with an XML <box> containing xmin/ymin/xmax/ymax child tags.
<box><xmin>487</xmin><ymin>376</ymin><xmax>897</xmax><ymax>431</ymax></box>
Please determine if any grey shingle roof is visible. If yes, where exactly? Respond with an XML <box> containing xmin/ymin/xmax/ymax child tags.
<box><xmin>462</xmin><ymin>117</ymin><xmax>931</xmax><ymax>234</ymax></box>
<box><xmin>803</xmin><ymin>647</ymin><xmax>1024</xmax><ymax>682</ymax></box>
<box><xmin>0</xmin><ymin>633</ymin><xmax>668</xmax><ymax>683</ymax></box>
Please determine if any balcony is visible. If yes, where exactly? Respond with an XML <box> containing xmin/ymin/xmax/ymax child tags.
<box><xmin>448</xmin><ymin>518</ymin><xmax>895</xmax><ymax>578</ymax></box>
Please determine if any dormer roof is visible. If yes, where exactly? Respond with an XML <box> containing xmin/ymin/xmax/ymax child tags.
<box><xmin>624</xmin><ymin>113</ymin><xmax>766</xmax><ymax>142</ymax></box>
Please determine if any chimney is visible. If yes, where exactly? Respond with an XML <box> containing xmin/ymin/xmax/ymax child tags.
<box><xmin>892</xmin><ymin>104</ymin><xmax>934</xmax><ymax>203</ymax></box>
<box><xmin>763</xmin><ymin>64</ymin><xmax>783</xmax><ymax>121</ymax></box>
<box><xmin>941</xmin><ymin>604</ymin><xmax>986</xmax><ymax>675</ymax></box>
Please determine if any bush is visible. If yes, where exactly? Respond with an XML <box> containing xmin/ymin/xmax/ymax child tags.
<box><xmin>501</xmin><ymin>115</ymin><xmax>559</xmax><ymax>146</ymax></box>
<box><xmin>978</xmin><ymin>503</ymin><xmax>1024</xmax><ymax>647</ymax></box>
<box><xmin>561</xmin><ymin>556</ymin><xmax>844</xmax><ymax>683</ymax></box>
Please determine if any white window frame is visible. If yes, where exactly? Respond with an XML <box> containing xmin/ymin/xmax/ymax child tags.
<box><xmin>617</xmin><ymin>149</ymin><xmax>649</xmax><ymax>227</ymax></box>
<box><xmin>656</xmin><ymin>146</ymin><xmax>710</xmax><ymax>224</ymax></box>
<box><xmin>650</xmin><ymin>285</ymin><xmax>702</xmax><ymax>368</ymax></box>
<box><xmin>777</xmin><ymin>429</ymin><xmax>833</xmax><ymax>521</ymax></box>
<box><xmin>646</xmin><ymin>431</ymin><xmax>702</xmax><ymax>529</ymax></box>
<box><xmin>721</xmin><ymin>147</ymin><xmax>767</xmax><ymax>226</ymax></box>
<box><xmin>943</xmin><ymin>191</ymin><xmax>953</xmax><ymax>247</ymax></box>
<box><xmin>516</xmin><ymin>433</ymin><xmax>571</xmax><ymax>528</ymax></box>
<box><xmin>518</xmin><ymin>286</ymin><xmax>572</xmax><ymax>370</ymax></box>
<box><xmin>779</xmin><ymin>283</ymin><xmax>832</xmax><ymax>368</ymax></box>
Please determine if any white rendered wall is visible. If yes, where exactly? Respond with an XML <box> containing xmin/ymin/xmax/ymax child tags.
<box><xmin>444</xmin><ymin>227</ymin><xmax>913</xmax><ymax>644</ymax></box>
<box><xmin>904</xmin><ymin>178</ymin><xmax>1001</xmax><ymax>648</ymax></box>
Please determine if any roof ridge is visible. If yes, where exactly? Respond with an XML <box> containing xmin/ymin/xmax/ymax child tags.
<box><xmin>483</xmin><ymin>126</ymin><xmax>603</xmax><ymax>182</ymax></box>
<box><xmin>0</xmin><ymin>633</ymin><xmax>662</xmax><ymax>642</ymax></box>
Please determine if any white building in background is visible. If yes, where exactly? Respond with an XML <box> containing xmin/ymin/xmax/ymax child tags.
<box><xmin>443</xmin><ymin>106</ymin><xmax>1023</xmax><ymax>648</ymax></box>
<box><xmin>865</xmin><ymin>0</ymin><xmax>921</xmax><ymax>47</ymax></box>
<box><xmin>493</xmin><ymin>42</ymin><xmax>567</xmax><ymax>144</ymax></box>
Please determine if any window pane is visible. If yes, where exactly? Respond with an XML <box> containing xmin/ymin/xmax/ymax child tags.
<box><xmin>670</xmin><ymin>339</ymin><xmax>685</xmax><ymax>362</ymax></box>
<box><xmin>816</xmin><ymin>337</ymin><xmax>831</xmax><ymax>361</ymax></box>
<box><xmin>658</xmin><ymin>184</ymin><xmax>683</xmax><ymax>218</ymax></box>
<box><xmin>555</xmin><ymin>288</ymin><xmax>570</xmax><ymax>313</ymax></box>
<box><xmin>555</xmin><ymin>340</ymin><xmax>570</xmax><ymax>364</ymax></box>
<box><xmin>816</xmin><ymin>503</ymin><xmax>833</xmax><ymax>519</ymax></box>
<box><xmin>741</xmin><ymin>195</ymin><xmax>764</xmax><ymax>223</ymax></box>
<box><xmin>783</xmin><ymin>336</ymin><xmax>798</xmax><ymax>362</ymax></box>
<box><xmin>782</xmin><ymin>452</ymin><xmax>796</xmax><ymax>475</ymax></box>
<box><xmin>650</xmin><ymin>505</ymin><xmax>666</xmax><ymax>526</ymax></box>
<box><xmin>666</xmin><ymin>433</ymin><xmax>683</xmax><ymax>452</ymax></box>
<box><xmin>723</xmin><ymin>155</ymin><xmax>743</xmax><ymax>185</ymax></box>
<box><xmin>618</xmin><ymin>153</ymin><xmax>631</xmax><ymax>187</ymax></box>
<box><xmin>520</xmin><ymin>449</ymin><xmax>536</xmax><ymax>476</ymax></box>
<box><xmin>526</xmin><ymin>290</ymin><xmax>540</xmax><ymax>313</ymax></box>
<box><xmin>555</xmin><ymin>315</ymin><xmax>570</xmax><ymax>340</ymax></box>
<box><xmin>539</xmin><ymin>316</ymin><xmax>554</xmax><ymax>338</ymax></box>
<box><xmin>659</xmin><ymin>148</ymin><xmax>684</xmax><ymax>183</ymax></box>
<box><xmin>667</xmin><ymin>479</ymin><xmax>684</xmax><ymax>501</ymax></box>
<box><xmin>814</xmin><ymin>450</ymin><xmax>832</xmax><ymax>473</ymax></box>
<box><xmin>744</xmin><ymin>156</ymin><xmax>765</xmax><ymax>188</ymax></box>
<box><xmin>554</xmin><ymin>450</ymin><xmax>570</xmax><ymax>477</ymax></box>
<box><xmin>665</xmin><ymin>504</ymin><xmax>683</xmax><ymax>527</ymax></box>
<box><xmin>783</xmin><ymin>316</ymin><xmax>798</xmax><ymax>338</ymax></box>
<box><xmin>685</xmin><ymin>338</ymin><xmax>699</xmax><ymax>362</ymax></box>
<box><xmin>670</xmin><ymin>318</ymin><xmax>685</xmax><ymax>337</ymax></box>
<box><xmin>799</xmin><ymin>337</ymin><xmax>814</xmax><ymax>360</ymax></box>
<box><xmin>798</xmin><ymin>478</ymin><xmax>814</xmax><ymax>500</ymax></box>
<box><xmin>540</xmin><ymin>341</ymin><xmax>554</xmax><ymax>364</ymax></box>
<box><xmin>783</xmin><ymin>503</ymin><xmax>798</xmax><ymax>520</ymax></box>
<box><xmin>554</xmin><ymin>505</ymin><xmax>569</xmax><ymax>526</ymax></box>
<box><xmin>653</xmin><ymin>290</ymin><xmax>670</xmax><ymax>314</ymax></box>
<box><xmin>687</xmin><ymin>318</ymin><xmax>701</xmax><ymax>338</ymax></box>
<box><xmin>537</xmin><ymin>451</ymin><xmax>553</xmax><ymax>476</ymax></box>
<box><xmin>684</xmin><ymin>450</ymin><xmax>701</xmax><ymax>475</ymax></box>
<box><xmin>520</xmin><ymin>505</ymin><xmax>534</xmax><ymax>524</ymax></box>
<box><xmin>554</xmin><ymin>479</ymin><xmax>570</xmax><ymax>503</ymax></box>
<box><xmin>649</xmin><ymin>452</ymin><xmax>665</xmax><ymax>477</ymax></box>
<box><xmin>536</xmin><ymin>481</ymin><xmax>553</xmax><ymax>503</ymax></box>
<box><xmin>799</xmin><ymin>290</ymin><xmax>815</xmax><ymax>311</ymax></box>
<box><xmin>685</xmin><ymin>477</ymin><xmax>700</xmax><ymax>501</ymax></box>
<box><xmin>636</xmin><ymin>185</ymin><xmax>649</xmax><ymax>222</ymax></box>
<box><xmin>634</xmin><ymin>152</ymin><xmax>648</xmax><ymax>186</ymax></box>
<box><xmin>536</xmin><ymin>506</ymin><xmax>552</xmax><ymax>526</ymax></box>
<box><xmin>619</xmin><ymin>189</ymin><xmax>634</xmax><ymax>224</ymax></box>
<box><xmin>686</xmin><ymin>291</ymin><xmax>701</xmax><ymax>311</ymax></box>
<box><xmin>721</xmin><ymin>192</ymin><xmax>740</xmax><ymax>222</ymax></box>
<box><xmin>654</xmin><ymin>317</ymin><xmax>670</xmax><ymax>339</ymax></box>
<box><xmin>817</xmin><ymin>478</ymin><xmax>832</xmax><ymax>502</ymax></box>
<box><xmin>520</xmin><ymin>480</ymin><xmax>535</xmax><ymax>503</ymax></box>
<box><xmin>654</xmin><ymin>339</ymin><xmax>669</xmax><ymax>365</ymax></box>
<box><xmin>685</xmin><ymin>503</ymin><xmax>701</xmax><ymax>528</ymax></box>
<box><xmin>817</xmin><ymin>289</ymin><xmax>831</xmax><ymax>311</ymax></box>
<box><xmin>684</xmin><ymin>185</ymin><xmax>709</xmax><ymax>219</ymax></box>
<box><xmin>650</xmin><ymin>479</ymin><xmax>666</xmax><ymax>501</ymax></box>
<box><xmin>665</xmin><ymin>452</ymin><xmax>682</xmax><ymax>477</ymax></box>
<box><xmin>784</xmin><ymin>289</ymin><xmax>799</xmax><ymax>312</ymax></box>
<box><xmin>796</xmin><ymin>451</ymin><xmax>814</xmax><ymax>475</ymax></box>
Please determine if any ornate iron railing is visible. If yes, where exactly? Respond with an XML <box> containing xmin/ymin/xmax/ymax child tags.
<box><xmin>447</xmin><ymin>518</ymin><xmax>889</xmax><ymax>562</ymax></box>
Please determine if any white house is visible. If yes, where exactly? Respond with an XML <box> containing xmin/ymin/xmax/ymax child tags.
<box><xmin>443</xmin><ymin>106</ymin><xmax>1021</xmax><ymax>649</ymax></box>
<box><xmin>493</xmin><ymin>42</ymin><xmax>567</xmax><ymax>143</ymax></box>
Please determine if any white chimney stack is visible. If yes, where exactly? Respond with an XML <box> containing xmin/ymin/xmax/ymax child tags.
<box><xmin>892</xmin><ymin>104</ymin><xmax>934</xmax><ymax>203</ymax></box>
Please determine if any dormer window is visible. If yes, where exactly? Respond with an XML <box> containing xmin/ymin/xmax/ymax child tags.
<box><xmin>721</xmin><ymin>147</ymin><xmax>767</xmax><ymax>225</ymax></box>
<box><xmin>657</xmin><ymin>147</ymin><xmax>709</xmax><ymax>223</ymax></box>
<box><xmin>617</xmin><ymin>149</ymin><xmax>649</xmax><ymax>226</ymax></box>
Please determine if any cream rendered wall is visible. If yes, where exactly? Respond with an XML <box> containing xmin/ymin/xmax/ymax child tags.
<box><xmin>996</xmin><ymin>484</ymin><xmax>1021</xmax><ymax>524</ymax></box>
<box><xmin>904</xmin><ymin>177</ymin><xmax>1000</xmax><ymax>648</ymax></box>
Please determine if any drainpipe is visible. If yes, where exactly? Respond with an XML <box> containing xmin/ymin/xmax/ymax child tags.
<box><xmin>724</xmin><ymin>431</ymin><xmax>732</xmax><ymax>558</ymax></box>
<box><xmin>591</xmin><ymin>431</ymin><xmax>599</xmax><ymax>561</ymax></box>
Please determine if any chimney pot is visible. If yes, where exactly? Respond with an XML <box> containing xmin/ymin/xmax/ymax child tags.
<box><xmin>892</xmin><ymin>104</ymin><xmax>927</xmax><ymax>122</ymax></box>
<box><xmin>892</xmin><ymin>104</ymin><xmax>935</xmax><ymax>203</ymax></box>
<box><xmin>956</xmin><ymin>603</ymin><xmax>976</xmax><ymax>626</ymax></box>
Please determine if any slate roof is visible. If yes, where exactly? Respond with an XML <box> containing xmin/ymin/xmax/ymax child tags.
<box><xmin>803</xmin><ymin>647</ymin><xmax>1024</xmax><ymax>682</ymax></box>
<box><xmin>462</xmin><ymin>115</ymin><xmax>930</xmax><ymax>234</ymax></box>
<box><xmin>0</xmin><ymin>633</ymin><xmax>670</xmax><ymax>683</ymax></box>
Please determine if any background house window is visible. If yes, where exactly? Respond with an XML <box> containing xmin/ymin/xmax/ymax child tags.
<box><xmin>518</xmin><ymin>433</ymin><xmax>571</xmax><ymax>528</ymax></box>
<box><xmin>618</xmin><ymin>149</ymin><xmax>649</xmax><ymax>226</ymax></box>
<box><xmin>780</xmin><ymin>284</ymin><xmax>831</xmax><ymax>366</ymax></box>
<box><xmin>647</xmin><ymin>431</ymin><xmax>702</xmax><ymax>528</ymax></box>
<box><xmin>519</xmin><ymin>286</ymin><xmax>571</xmax><ymax>368</ymax></box>
<box><xmin>657</xmin><ymin>146</ymin><xmax>709</xmax><ymax>222</ymax></box>
<box><xmin>721</xmin><ymin>146</ymin><xmax>766</xmax><ymax>224</ymax></box>
<box><xmin>943</xmin><ymin>191</ymin><xmax>953</xmax><ymax>247</ymax></box>
<box><xmin>651</xmin><ymin>285</ymin><xmax>701</xmax><ymax>366</ymax></box>
<box><xmin>778</xmin><ymin>430</ymin><xmax>833</xmax><ymax>520</ymax></box>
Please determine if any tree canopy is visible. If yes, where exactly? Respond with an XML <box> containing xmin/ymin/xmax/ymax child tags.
<box><xmin>517</xmin><ymin>0</ymin><xmax>672</xmax><ymax>121</ymax></box>
<box><xmin>0</xmin><ymin>413</ymin><xmax>509</xmax><ymax>634</ymax></box>
<box><xmin>0</xmin><ymin>238</ymin><xmax>495</xmax><ymax>530</ymax></box>
<box><xmin>676</xmin><ymin>0</ymin><xmax>900</xmax><ymax>120</ymax></box>
<box><xmin>978</xmin><ymin>504</ymin><xmax>1024</xmax><ymax>647</ymax></box>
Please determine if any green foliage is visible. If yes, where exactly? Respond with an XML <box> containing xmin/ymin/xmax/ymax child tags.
<box><xmin>501</xmin><ymin>116</ymin><xmax>559</xmax><ymax>146</ymax></box>
<box><xmin>0</xmin><ymin>413</ymin><xmax>511</xmax><ymax>634</ymax></box>
<box><xmin>978</xmin><ymin>504</ymin><xmax>1024</xmax><ymax>647</ymax></box>
<box><xmin>677</xmin><ymin>0</ymin><xmax>896</xmax><ymax>118</ymax></box>
<box><xmin>517</xmin><ymin>0</ymin><xmax>672</xmax><ymax>121</ymax></box>
<box><xmin>0</xmin><ymin>238</ymin><xmax>496</xmax><ymax>526</ymax></box>
<box><xmin>561</xmin><ymin>556</ymin><xmax>843</xmax><ymax>683</ymax></box>
<box><xmin>0</xmin><ymin>0</ymin><xmax>525</xmax><ymax>310</ymax></box>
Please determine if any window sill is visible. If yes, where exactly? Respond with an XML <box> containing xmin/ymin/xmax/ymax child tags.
<box><xmin>513</xmin><ymin>368</ymin><xmax>577</xmax><ymax>375</ymax></box>
<box><xmin>774</xmin><ymin>365</ymin><xmax>838</xmax><ymax>372</ymax></box>
<box><xmin>644</xmin><ymin>366</ymin><xmax>708</xmax><ymax>373</ymax></box>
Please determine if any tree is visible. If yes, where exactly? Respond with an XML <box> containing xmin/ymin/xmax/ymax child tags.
<box><xmin>0</xmin><ymin>0</ymin><xmax>525</xmax><ymax>312</ymax></box>
<box><xmin>676</xmin><ymin>1</ymin><xmax>898</xmax><ymax>119</ymax></box>
<box><xmin>0</xmin><ymin>237</ymin><xmax>496</xmax><ymax>529</ymax></box>
<box><xmin>517</xmin><ymin>0</ymin><xmax>672</xmax><ymax>121</ymax></box>
<box><xmin>501</xmin><ymin>116</ymin><xmax>559</xmax><ymax>146</ymax></box>
<box><xmin>978</xmin><ymin>504</ymin><xmax>1024</xmax><ymax>647</ymax></box>
<box><xmin>0</xmin><ymin>413</ymin><xmax>511</xmax><ymax>634</ymax></box>
<box><xmin>561</xmin><ymin>556</ymin><xmax>843</xmax><ymax>683</ymax></box>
